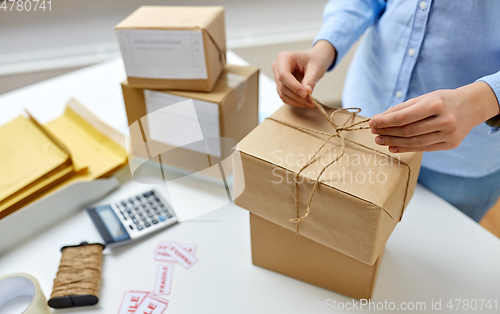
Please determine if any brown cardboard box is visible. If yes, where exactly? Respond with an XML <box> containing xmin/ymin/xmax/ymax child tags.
<box><xmin>122</xmin><ymin>64</ymin><xmax>259</xmax><ymax>176</ymax></box>
<box><xmin>250</xmin><ymin>213</ymin><xmax>382</xmax><ymax>299</ymax></box>
<box><xmin>234</xmin><ymin>105</ymin><xmax>422</xmax><ymax>265</ymax></box>
<box><xmin>115</xmin><ymin>6</ymin><xmax>226</xmax><ymax>92</ymax></box>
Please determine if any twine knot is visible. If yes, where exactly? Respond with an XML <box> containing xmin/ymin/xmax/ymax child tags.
<box><xmin>267</xmin><ymin>95</ymin><xmax>411</xmax><ymax>231</ymax></box>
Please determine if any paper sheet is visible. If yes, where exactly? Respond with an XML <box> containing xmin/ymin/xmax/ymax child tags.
<box><xmin>116</xmin><ymin>29</ymin><xmax>208</xmax><ymax>79</ymax></box>
<box><xmin>144</xmin><ymin>90</ymin><xmax>221</xmax><ymax>158</ymax></box>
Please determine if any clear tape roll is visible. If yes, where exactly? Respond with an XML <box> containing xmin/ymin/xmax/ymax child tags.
<box><xmin>0</xmin><ymin>273</ymin><xmax>50</xmax><ymax>314</ymax></box>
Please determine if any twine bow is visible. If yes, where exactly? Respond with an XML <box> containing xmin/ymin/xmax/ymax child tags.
<box><xmin>267</xmin><ymin>96</ymin><xmax>411</xmax><ymax>227</ymax></box>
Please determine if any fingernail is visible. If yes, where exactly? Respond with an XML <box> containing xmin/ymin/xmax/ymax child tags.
<box><xmin>389</xmin><ymin>147</ymin><xmax>399</xmax><ymax>153</ymax></box>
<box><xmin>371</xmin><ymin>127</ymin><xmax>379</xmax><ymax>134</ymax></box>
<box><xmin>298</xmin><ymin>90</ymin><xmax>307</xmax><ymax>98</ymax></box>
<box><xmin>375</xmin><ymin>136</ymin><xmax>384</xmax><ymax>145</ymax></box>
<box><xmin>372</xmin><ymin>120</ymin><xmax>377</xmax><ymax>128</ymax></box>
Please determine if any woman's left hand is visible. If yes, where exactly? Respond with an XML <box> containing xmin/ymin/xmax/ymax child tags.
<box><xmin>369</xmin><ymin>81</ymin><xmax>500</xmax><ymax>153</ymax></box>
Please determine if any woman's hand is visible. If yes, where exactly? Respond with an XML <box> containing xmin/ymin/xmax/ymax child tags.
<box><xmin>272</xmin><ymin>40</ymin><xmax>336</xmax><ymax>108</ymax></box>
<box><xmin>369</xmin><ymin>81</ymin><xmax>500</xmax><ymax>153</ymax></box>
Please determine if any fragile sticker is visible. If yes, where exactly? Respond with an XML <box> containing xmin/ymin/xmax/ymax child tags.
<box><xmin>118</xmin><ymin>291</ymin><xmax>150</xmax><ymax>314</ymax></box>
<box><xmin>135</xmin><ymin>295</ymin><xmax>169</xmax><ymax>314</ymax></box>
<box><xmin>166</xmin><ymin>243</ymin><xmax>198</xmax><ymax>269</ymax></box>
<box><xmin>154</xmin><ymin>263</ymin><xmax>174</xmax><ymax>295</ymax></box>
<box><xmin>154</xmin><ymin>242</ymin><xmax>197</xmax><ymax>264</ymax></box>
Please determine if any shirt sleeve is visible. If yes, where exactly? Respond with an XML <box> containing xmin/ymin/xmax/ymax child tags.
<box><xmin>313</xmin><ymin>0</ymin><xmax>386</xmax><ymax>71</ymax></box>
<box><xmin>477</xmin><ymin>71</ymin><xmax>500</xmax><ymax>134</ymax></box>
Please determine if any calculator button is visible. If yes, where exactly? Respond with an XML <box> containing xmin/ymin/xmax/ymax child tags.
<box><xmin>128</xmin><ymin>198</ymin><xmax>134</xmax><ymax>203</ymax></box>
<box><xmin>130</xmin><ymin>213</ymin><xmax>136</xmax><ymax>219</ymax></box>
<box><xmin>129</xmin><ymin>225</ymin><xmax>134</xmax><ymax>230</ymax></box>
<box><xmin>143</xmin><ymin>191</ymin><xmax>154</xmax><ymax>197</ymax></box>
<box><xmin>125</xmin><ymin>208</ymin><xmax>132</xmax><ymax>213</ymax></box>
<box><xmin>121</xmin><ymin>201</ymin><xmax>127</xmax><ymax>206</ymax></box>
<box><xmin>148</xmin><ymin>213</ymin><xmax>154</xmax><ymax>218</ymax></box>
<box><xmin>137</xmin><ymin>226</ymin><xmax>143</xmax><ymax>231</ymax></box>
<box><xmin>154</xmin><ymin>197</ymin><xmax>160</xmax><ymax>202</ymax></box>
<box><xmin>158</xmin><ymin>215</ymin><xmax>165</xmax><ymax>222</ymax></box>
<box><xmin>166</xmin><ymin>214</ymin><xmax>173</xmax><ymax>218</ymax></box>
<box><xmin>136</xmin><ymin>196</ymin><xmax>141</xmax><ymax>201</ymax></box>
<box><xmin>145</xmin><ymin>222</ymin><xmax>151</xmax><ymax>227</ymax></box>
<box><xmin>152</xmin><ymin>219</ymin><xmax>158</xmax><ymax>224</ymax></box>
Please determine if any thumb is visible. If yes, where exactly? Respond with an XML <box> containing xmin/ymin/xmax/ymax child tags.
<box><xmin>302</xmin><ymin>64</ymin><xmax>322</xmax><ymax>94</ymax></box>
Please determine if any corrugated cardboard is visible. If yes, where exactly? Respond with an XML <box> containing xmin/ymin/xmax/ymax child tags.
<box><xmin>115</xmin><ymin>6</ymin><xmax>226</xmax><ymax>92</ymax></box>
<box><xmin>122</xmin><ymin>64</ymin><xmax>259</xmax><ymax>176</ymax></box>
<box><xmin>250</xmin><ymin>213</ymin><xmax>383</xmax><ymax>299</ymax></box>
<box><xmin>235</xmin><ymin>105</ymin><xmax>422</xmax><ymax>265</ymax></box>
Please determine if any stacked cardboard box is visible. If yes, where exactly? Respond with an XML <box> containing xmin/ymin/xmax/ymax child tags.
<box><xmin>116</xmin><ymin>6</ymin><xmax>259</xmax><ymax>175</ymax></box>
<box><xmin>234</xmin><ymin>104</ymin><xmax>422</xmax><ymax>299</ymax></box>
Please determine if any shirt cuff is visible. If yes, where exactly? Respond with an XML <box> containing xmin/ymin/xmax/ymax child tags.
<box><xmin>476</xmin><ymin>72</ymin><xmax>500</xmax><ymax>134</ymax></box>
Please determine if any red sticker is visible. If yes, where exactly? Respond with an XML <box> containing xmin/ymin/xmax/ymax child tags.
<box><xmin>166</xmin><ymin>243</ymin><xmax>198</xmax><ymax>269</ymax></box>
<box><xmin>135</xmin><ymin>295</ymin><xmax>169</xmax><ymax>314</ymax></box>
<box><xmin>154</xmin><ymin>263</ymin><xmax>174</xmax><ymax>295</ymax></box>
<box><xmin>118</xmin><ymin>291</ymin><xmax>150</xmax><ymax>314</ymax></box>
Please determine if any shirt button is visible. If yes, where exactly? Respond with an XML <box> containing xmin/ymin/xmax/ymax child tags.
<box><xmin>408</xmin><ymin>48</ymin><xmax>415</xmax><ymax>56</ymax></box>
<box><xmin>395</xmin><ymin>91</ymin><xmax>403</xmax><ymax>99</ymax></box>
<box><xmin>419</xmin><ymin>1</ymin><xmax>427</xmax><ymax>10</ymax></box>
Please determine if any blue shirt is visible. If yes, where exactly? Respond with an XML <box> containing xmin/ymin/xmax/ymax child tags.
<box><xmin>314</xmin><ymin>0</ymin><xmax>500</xmax><ymax>178</ymax></box>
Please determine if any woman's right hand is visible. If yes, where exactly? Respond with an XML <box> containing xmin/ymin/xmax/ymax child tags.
<box><xmin>272</xmin><ymin>40</ymin><xmax>336</xmax><ymax>108</ymax></box>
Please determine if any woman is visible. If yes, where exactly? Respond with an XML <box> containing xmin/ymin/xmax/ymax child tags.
<box><xmin>272</xmin><ymin>0</ymin><xmax>500</xmax><ymax>222</ymax></box>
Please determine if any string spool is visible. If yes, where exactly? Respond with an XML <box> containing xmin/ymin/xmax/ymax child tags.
<box><xmin>48</xmin><ymin>242</ymin><xmax>105</xmax><ymax>309</ymax></box>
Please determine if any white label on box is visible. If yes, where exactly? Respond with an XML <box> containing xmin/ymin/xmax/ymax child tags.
<box><xmin>116</xmin><ymin>29</ymin><xmax>207</xmax><ymax>79</ymax></box>
<box><xmin>155</xmin><ymin>264</ymin><xmax>174</xmax><ymax>295</ymax></box>
<box><xmin>144</xmin><ymin>90</ymin><xmax>221</xmax><ymax>157</ymax></box>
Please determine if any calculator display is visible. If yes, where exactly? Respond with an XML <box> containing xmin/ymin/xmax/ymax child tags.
<box><xmin>96</xmin><ymin>206</ymin><xmax>129</xmax><ymax>241</ymax></box>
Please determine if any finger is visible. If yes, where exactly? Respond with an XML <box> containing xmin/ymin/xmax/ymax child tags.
<box><xmin>380</xmin><ymin>95</ymin><xmax>426</xmax><ymax>115</ymax></box>
<box><xmin>369</xmin><ymin>96</ymin><xmax>423</xmax><ymax>130</ymax></box>
<box><xmin>277</xmin><ymin>87</ymin><xmax>309</xmax><ymax>108</ymax></box>
<box><xmin>281</xmin><ymin>83</ymin><xmax>306</xmax><ymax>104</ymax></box>
<box><xmin>374</xmin><ymin>131</ymin><xmax>442</xmax><ymax>148</ymax></box>
<box><xmin>375</xmin><ymin>116</ymin><xmax>440</xmax><ymax>137</ymax></box>
<box><xmin>276</xmin><ymin>56</ymin><xmax>308</xmax><ymax>99</ymax></box>
<box><xmin>389</xmin><ymin>142</ymin><xmax>450</xmax><ymax>153</ymax></box>
<box><xmin>302</xmin><ymin>63</ymin><xmax>322</xmax><ymax>94</ymax></box>
<box><xmin>371</xmin><ymin>98</ymin><xmax>439</xmax><ymax>128</ymax></box>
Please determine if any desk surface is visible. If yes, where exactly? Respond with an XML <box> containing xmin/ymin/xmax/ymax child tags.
<box><xmin>1</xmin><ymin>53</ymin><xmax>499</xmax><ymax>314</ymax></box>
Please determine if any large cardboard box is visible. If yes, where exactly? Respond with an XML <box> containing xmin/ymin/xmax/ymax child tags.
<box><xmin>250</xmin><ymin>213</ymin><xmax>382</xmax><ymax>299</ymax></box>
<box><xmin>122</xmin><ymin>64</ymin><xmax>259</xmax><ymax>175</ymax></box>
<box><xmin>234</xmin><ymin>105</ymin><xmax>422</xmax><ymax>265</ymax></box>
<box><xmin>116</xmin><ymin>6</ymin><xmax>226</xmax><ymax>92</ymax></box>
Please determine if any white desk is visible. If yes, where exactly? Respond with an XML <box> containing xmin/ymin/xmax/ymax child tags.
<box><xmin>1</xmin><ymin>53</ymin><xmax>499</xmax><ymax>314</ymax></box>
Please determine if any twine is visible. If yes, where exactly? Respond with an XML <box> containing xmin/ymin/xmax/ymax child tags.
<box><xmin>50</xmin><ymin>244</ymin><xmax>104</xmax><ymax>298</ymax></box>
<box><xmin>266</xmin><ymin>96</ymin><xmax>411</xmax><ymax>230</ymax></box>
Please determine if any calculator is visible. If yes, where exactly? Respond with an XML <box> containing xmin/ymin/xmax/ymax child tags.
<box><xmin>87</xmin><ymin>189</ymin><xmax>178</xmax><ymax>245</ymax></box>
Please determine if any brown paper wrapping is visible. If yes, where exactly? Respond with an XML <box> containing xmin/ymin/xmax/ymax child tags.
<box><xmin>235</xmin><ymin>105</ymin><xmax>422</xmax><ymax>265</ymax></box>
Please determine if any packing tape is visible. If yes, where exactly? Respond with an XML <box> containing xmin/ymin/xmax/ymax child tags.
<box><xmin>0</xmin><ymin>273</ymin><xmax>50</xmax><ymax>314</ymax></box>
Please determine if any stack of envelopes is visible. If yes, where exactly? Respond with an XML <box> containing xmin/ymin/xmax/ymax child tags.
<box><xmin>0</xmin><ymin>98</ymin><xmax>128</xmax><ymax>219</ymax></box>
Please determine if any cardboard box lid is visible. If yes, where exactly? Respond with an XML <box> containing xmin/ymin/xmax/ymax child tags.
<box><xmin>115</xmin><ymin>6</ymin><xmax>226</xmax><ymax>55</ymax></box>
<box><xmin>237</xmin><ymin>104</ymin><xmax>421</xmax><ymax>214</ymax></box>
<box><xmin>122</xmin><ymin>64</ymin><xmax>259</xmax><ymax>105</ymax></box>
